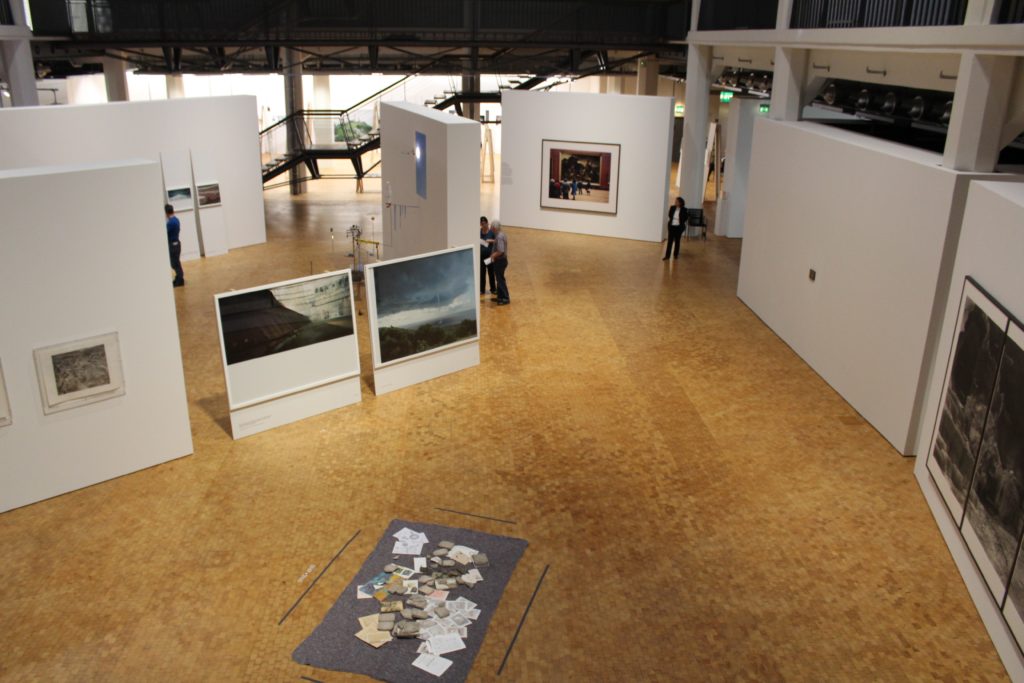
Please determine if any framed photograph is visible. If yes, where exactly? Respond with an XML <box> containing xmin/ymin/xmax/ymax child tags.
<box><xmin>197</xmin><ymin>182</ymin><xmax>221</xmax><ymax>208</ymax></box>
<box><xmin>0</xmin><ymin>359</ymin><xmax>11</xmax><ymax>428</ymax></box>
<box><xmin>540</xmin><ymin>139</ymin><xmax>620</xmax><ymax>215</ymax></box>
<box><xmin>366</xmin><ymin>245</ymin><xmax>479</xmax><ymax>368</ymax></box>
<box><xmin>926</xmin><ymin>278</ymin><xmax>1010</xmax><ymax>524</ymax></box>
<box><xmin>214</xmin><ymin>269</ymin><xmax>359</xmax><ymax>409</ymax></box>
<box><xmin>962</xmin><ymin>317</ymin><xmax>1024</xmax><ymax>604</ymax></box>
<box><xmin>166</xmin><ymin>186</ymin><xmax>193</xmax><ymax>213</ymax></box>
<box><xmin>33</xmin><ymin>332</ymin><xmax>125</xmax><ymax>415</ymax></box>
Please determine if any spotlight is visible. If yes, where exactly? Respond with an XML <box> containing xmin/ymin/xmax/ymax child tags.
<box><xmin>855</xmin><ymin>89</ymin><xmax>871</xmax><ymax>110</ymax></box>
<box><xmin>940</xmin><ymin>100</ymin><xmax>953</xmax><ymax>125</ymax></box>
<box><xmin>823</xmin><ymin>82</ymin><xmax>838</xmax><ymax>105</ymax></box>
<box><xmin>907</xmin><ymin>95</ymin><xmax>925</xmax><ymax>120</ymax></box>
<box><xmin>881</xmin><ymin>91</ymin><xmax>897</xmax><ymax>115</ymax></box>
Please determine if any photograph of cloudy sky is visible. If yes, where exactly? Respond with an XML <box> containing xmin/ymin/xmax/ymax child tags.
<box><xmin>372</xmin><ymin>248</ymin><xmax>477</xmax><ymax>364</ymax></box>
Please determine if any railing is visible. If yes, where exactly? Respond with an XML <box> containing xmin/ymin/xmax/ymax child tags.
<box><xmin>697</xmin><ymin>0</ymin><xmax>778</xmax><ymax>30</ymax></box>
<box><xmin>997</xmin><ymin>0</ymin><xmax>1024</xmax><ymax>23</ymax></box>
<box><xmin>790</xmin><ymin>0</ymin><xmax>968</xmax><ymax>28</ymax></box>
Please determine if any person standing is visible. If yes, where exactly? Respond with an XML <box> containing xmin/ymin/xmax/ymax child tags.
<box><xmin>166</xmin><ymin>204</ymin><xmax>185</xmax><ymax>287</ymax></box>
<box><xmin>663</xmin><ymin>197</ymin><xmax>686</xmax><ymax>261</ymax></box>
<box><xmin>490</xmin><ymin>221</ymin><xmax>510</xmax><ymax>306</ymax></box>
<box><xmin>479</xmin><ymin>215</ymin><xmax>496</xmax><ymax>296</ymax></box>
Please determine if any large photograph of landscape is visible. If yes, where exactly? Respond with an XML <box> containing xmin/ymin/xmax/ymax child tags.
<box><xmin>927</xmin><ymin>279</ymin><xmax>1009</xmax><ymax>522</ymax></box>
<box><xmin>217</xmin><ymin>272</ymin><xmax>354</xmax><ymax>366</ymax></box>
<box><xmin>540</xmin><ymin>139</ymin><xmax>619</xmax><ymax>214</ymax></box>
<box><xmin>33</xmin><ymin>332</ymin><xmax>125</xmax><ymax>414</ymax></box>
<box><xmin>369</xmin><ymin>246</ymin><xmax>478</xmax><ymax>366</ymax></box>
<box><xmin>962</xmin><ymin>319</ymin><xmax>1024</xmax><ymax>603</ymax></box>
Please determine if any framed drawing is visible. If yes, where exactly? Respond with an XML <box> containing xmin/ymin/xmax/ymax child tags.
<box><xmin>540</xmin><ymin>139</ymin><xmax>620</xmax><ymax>215</ymax></box>
<box><xmin>926</xmin><ymin>277</ymin><xmax>1009</xmax><ymax>524</ymax></box>
<box><xmin>33</xmin><ymin>332</ymin><xmax>125</xmax><ymax>415</ymax></box>
<box><xmin>197</xmin><ymin>182</ymin><xmax>221</xmax><ymax>208</ymax></box>
<box><xmin>366</xmin><ymin>245</ymin><xmax>479</xmax><ymax>368</ymax></box>
<box><xmin>166</xmin><ymin>186</ymin><xmax>194</xmax><ymax>213</ymax></box>
<box><xmin>0</xmin><ymin>359</ymin><xmax>11</xmax><ymax>427</ymax></box>
<box><xmin>214</xmin><ymin>269</ymin><xmax>360</xmax><ymax>409</ymax></box>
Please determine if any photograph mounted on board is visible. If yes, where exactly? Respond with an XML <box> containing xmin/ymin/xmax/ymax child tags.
<box><xmin>217</xmin><ymin>272</ymin><xmax>355</xmax><ymax>366</ymax></box>
<box><xmin>166</xmin><ymin>186</ymin><xmax>194</xmax><ymax>213</ymax></box>
<box><xmin>197</xmin><ymin>182</ymin><xmax>221</xmax><ymax>207</ymax></box>
<box><xmin>0</xmin><ymin>359</ymin><xmax>11</xmax><ymax>427</ymax></box>
<box><xmin>368</xmin><ymin>246</ymin><xmax>478</xmax><ymax>367</ymax></box>
<box><xmin>540</xmin><ymin>139</ymin><xmax>620</xmax><ymax>215</ymax></box>
<box><xmin>33</xmin><ymin>332</ymin><xmax>126</xmax><ymax>415</ymax></box>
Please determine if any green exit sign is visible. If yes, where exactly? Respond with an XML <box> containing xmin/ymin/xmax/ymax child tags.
<box><xmin>759</xmin><ymin>103</ymin><xmax>770</xmax><ymax>113</ymax></box>
<box><xmin>674</xmin><ymin>103</ymin><xmax>685</xmax><ymax>117</ymax></box>
<box><xmin>719</xmin><ymin>91</ymin><xmax>734</xmax><ymax>102</ymax></box>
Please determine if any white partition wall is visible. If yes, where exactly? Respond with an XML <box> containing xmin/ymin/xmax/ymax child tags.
<box><xmin>914</xmin><ymin>180</ymin><xmax>1024</xmax><ymax>682</ymax></box>
<box><xmin>0</xmin><ymin>96</ymin><xmax>265</xmax><ymax>251</ymax></box>
<box><xmin>737</xmin><ymin>119</ymin><xmax>1002</xmax><ymax>455</ymax></box>
<box><xmin>714</xmin><ymin>98</ymin><xmax>763</xmax><ymax>239</ymax></box>
<box><xmin>0</xmin><ymin>160</ymin><xmax>193</xmax><ymax>513</ymax></box>
<box><xmin>380</xmin><ymin>102</ymin><xmax>480</xmax><ymax>260</ymax></box>
<box><xmin>160</xmin><ymin>149</ymin><xmax>201</xmax><ymax>261</ymax></box>
<box><xmin>499</xmin><ymin>90</ymin><xmax>673</xmax><ymax>242</ymax></box>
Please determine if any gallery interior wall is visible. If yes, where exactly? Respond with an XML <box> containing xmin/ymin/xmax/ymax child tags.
<box><xmin>380</xmin><ymin>102</ymin><xmax>480</xmax><ymax>261</ymax></box>
<box><xmin>737</xmin><ymin>118</ymin><xmax>1000</xmax><ymax>455</ymax></box>
<box><xmin>914</xmin><ymin>179</ymin><xmax>1024</xmax><ymax>680</ymax></box>
<box><xmin>0</xmin><ymin>96</ymin><xmax>266</xmax><ymax>251</ymax></box>
<box><xmin>0</xmin><ymin>159</ymin><xmax>194</xmax><ymax>513</ymax></box>
<box><xmin>499</xmin><ymin>90</ymin><xmax>673</xmax><ymax>242</ymax></box>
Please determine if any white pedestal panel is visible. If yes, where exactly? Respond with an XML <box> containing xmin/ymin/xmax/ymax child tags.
<box><xmin>229</xmin><ymin>375</ymin><xmax>362</xmax><ymax>439</ymax></box>
<box><xmin>373</xmin><ymin>342</ymin><xmax>479</xmax><ymax>396</ymax></box>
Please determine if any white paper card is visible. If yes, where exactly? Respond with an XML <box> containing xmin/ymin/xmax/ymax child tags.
<box><xmin>412</xmin><ymin>654</ymin><xmax>453</xmax><ymax>677</ymax></box>
<box><xmin>427</xmin><ymin>633</ymin><xmax>466</xmax><ymax>656</ymax></box>
<box><xmin>483</xmin><ymin>257</ymin><xmax>493</xmax><ymax>266</ymax></box>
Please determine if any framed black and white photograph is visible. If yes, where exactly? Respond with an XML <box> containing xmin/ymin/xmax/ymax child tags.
<box><xmin>366</xmin><ymin>245</ymin><xmax>479</xmax><ymax>368</ymax></box>
<box><xmin>926</xmin><ymin>278</ymin><xmax>1010</xmax><ymax>523</ymax></box>
<box><xmin>33</xmin><ymin>332</ymin><xmax>125</xmax><ymax>415</ymax></box>
<box><xmin>214</xmin><ymin>269</ymin><xmax>360</xmax><ymax>410</ymax></box>
<box><xmin>962</xmin><ymin>318</ymin><xmax>1024</xmax><ymax>604</ymax></box>
<box><xmin>539</xmin><ymin>139</ymin><xmax>620</xmax><ymax>215</ymax></box>
<box><xmin>197</xmin><ymin>182</ymin><xmax>221</xmax><ymax>208</ymax></box>
<box><xmin>0</xmin><ymin>358</ymin><xmax>11</xmax><ymax>427</ymax></box>
<box><xmin>166</xmin><ymin>186</ymin><xmax>194</xmax><ymax>213</ymax></box>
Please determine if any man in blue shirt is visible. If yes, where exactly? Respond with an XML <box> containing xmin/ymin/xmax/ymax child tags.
<box><xmin>165</xmin><ymin>204</ymin><xmax>185</xmax><ymax>287</ymax></box>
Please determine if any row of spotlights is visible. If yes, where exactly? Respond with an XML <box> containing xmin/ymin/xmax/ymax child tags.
<box><xmin>822</xmin><ymin>81</ymin><xmax>952</xmax><ymax>125</ymax></box>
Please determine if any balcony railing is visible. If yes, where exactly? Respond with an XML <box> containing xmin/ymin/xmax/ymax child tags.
<box><xmin>790</xmin><ymin>0</ymin><xmax>968</xmax><ymax>28</ymax></box>
<box><xmin>997</xmin><ymin>0</ymin><xmax>1024</xmax><ymax>23</ymax></box>
<box><xmin>697</xmin><ymin>0</ymin><xmax>778</xmax><ymax>30</ymax></box>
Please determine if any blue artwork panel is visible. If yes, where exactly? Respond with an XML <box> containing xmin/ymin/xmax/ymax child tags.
<box><xmin>415</xmin><ymin>131</ymin><xmax>427</xmax><ymax>199</ymax></box>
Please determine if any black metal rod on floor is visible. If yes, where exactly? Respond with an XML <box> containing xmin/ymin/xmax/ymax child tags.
<box><xmin>299</xmin><ymin>676</ymin><xmax>323</xmax><ymax>683</ymax></box>
<box><xmin>434</xmin><ymin>506</ymin><xmax>517</xmax><ymax>525</ymax></box>
<box><xmin>278</xmin><ymin>529</ymin><xmax>361</xmax><ymax>626</ymax></box>
<box><xmin>497</xmin><ymin>564</ymin><xmax>550</xmax><ymax>676</ymax></box>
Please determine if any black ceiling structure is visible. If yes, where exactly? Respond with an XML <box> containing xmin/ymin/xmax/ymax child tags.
<box><xmin>27</xmin><ymin>0</ymin><xmax>692</xmax><ymax>77</ymax></box>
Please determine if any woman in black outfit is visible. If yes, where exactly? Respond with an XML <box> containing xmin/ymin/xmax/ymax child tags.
<box><xmin>663</xmin><ymin>197</ymin><xmax>686</xmax><ymax>260</ymax></box>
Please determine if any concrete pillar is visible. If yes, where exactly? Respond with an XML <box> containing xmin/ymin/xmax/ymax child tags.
<box><xmin>716</xmin><ymin>98</ymin><xmax>761</xmax><ymax>238</ymax></box>
<box><xmin>165</xmin><ymin>74</ymin><xmax>185</xmax><ymax>99</ymax></box>
<box><xmin>0</xmin><ymin>0</ymin><xmax>39</xmax><ymax>107</ymax></box>
<box><xmin>102</xmin><ymin>57</ymin><xmax>129</xmax><ymax>102</ymax></box>
<box><xmin>770</xmin><ymin>47</ymin><xmax>808</xmax><ymax>122</ymax></box>
<box><xmin>636</xmin><ymin>57</ymin><xmax>659</xmax><ymax>96</ymax></box>
<box><xmin>1</xmin><ymin>39</ymin><xmax>39</xmax><ymax>107</ymax></box>
<box><xmin>964</xmin><ymin>0</ymin><xmax>999</xmax><ymax>24</ymax></box>
<box><xmin>461</xmin><ymin>74</ymin><xmax>480</xmax><ymax>122</ymax></box>
<box><xmin>942</xmin><ymin>52</ymin><xmax>1014</xmax><ymax>172</ymax></box>
<box><xmin>312</xmin><ymin>75</ymin><xmax>333</xmax><ymax>144</ymax></box>
<box><xmin>681</xmin><ymin>44</ymin><xmax>712</xmax><ymax>208</ymax></box>
<box><xmin>283</xmin><ymin>49</ymin><xmax>306</xmax><ymax>195</ymax></box>
<box><xmin>776</xmin><ymin>0</ymin><xmax>795</xmax><ymax>28</ymax></box>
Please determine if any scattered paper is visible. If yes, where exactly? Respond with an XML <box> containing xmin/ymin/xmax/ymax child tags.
<box><xmin>427</xmin><ymin>633</ymin><xmax>467</xmax><ymax>656</ymax></box>
<box><xmin>413</xmin><ymin>557</ymin><xmax>428</xmax><ymax>572</ymax></box>
<box><xmin>412</xmin><ymin>653</ymin><xmax>453</xmax><ymax>677</ymax></box>
<box><xmin>480</xmin><ymin>239</ymin><xmax>489</xmax><ymax>247</ymax></box>
<box><xmin>392</xmin><ymin>540</ymin><xmax>426</xmax><ymax>555</ymax></box>
<box><xmin>483</xmin><ymin>257</ymin><xmax>493</xmax><ymax>266</ymax></box>
<box><xmin>393</xmin><ymin>566</ymin><xmax>416</xmax><ymax>578</ymax></box>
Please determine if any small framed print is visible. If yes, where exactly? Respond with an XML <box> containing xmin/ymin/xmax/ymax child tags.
<box><xmin>33</xmin><ymin>332</ymin><xmax>125</xmax><ymax>415</ymax></box>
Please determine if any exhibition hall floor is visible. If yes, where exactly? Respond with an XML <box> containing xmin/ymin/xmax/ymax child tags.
<box><xmin>0</xmin><ymin>178</ymin><xmax>1008</xmax><ymax>681</ymax></box>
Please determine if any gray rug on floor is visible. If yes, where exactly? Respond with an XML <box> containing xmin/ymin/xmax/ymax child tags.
<box><xmin>293</xmin><ymin>518</ymin><xmax>528</xmax><ymax>682</ymax></box>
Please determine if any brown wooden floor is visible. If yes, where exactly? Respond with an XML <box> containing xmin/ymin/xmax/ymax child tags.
<box><xmin>0</xmin><ymin>175</ymin><xmax>1009</xmax><ymax>682</ymax></box>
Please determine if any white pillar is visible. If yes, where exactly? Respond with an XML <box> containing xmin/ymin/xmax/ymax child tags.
<box><xmin>283</xmin><ymin>49</ymin><xmax>307</xmax><ymax>195</ymax></box>
<box><xmin>636</xmin><ymin>57</ymin><xmax>660</xmax><ymax>96</ymax></box>
<box><xmin>716</xmin><ymin>98</ymin><xmax>760</xmax><ymax>238</ymax></box>
<box><xmin>776</xmin><ymin>0</ymin><xmax>795</xmax><ymax>28</ymax></box>
<box><xmin>964</xmin><ymin>0</ymin><xmax>999</xmax><ymax>24</ymax></box>
<box><xmin>165</xmin><ymin>74</ymin><xmax>185</xmax><ymax>99</ymax></box>
<box><xmin>681</xmin><ymin>44</ymin><xmax>712</xmax><ymax>208</ymax></box>
<box><xmin>942</xmin><ymin>52</ymin><xmax>1014</xmax><ymax>172</ymax></box>
<box><xmin>312</xmin><ymin>75</ymin><xmax>333</xmax><ymax>144</ymax></box>
<box><xmin>102</xmin><ymin>57</ymin><xmax>129</xmax><ymax>102</ymax></box>
<box><xmin>770</xmin><ymin>47</ymin><xmax>808</xmax><ymax>122</ymax></box>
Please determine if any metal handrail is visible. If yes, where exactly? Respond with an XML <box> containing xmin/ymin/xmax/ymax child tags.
<box><xmin>790</xmin><ymin>0</ymin><xmax>968</xmax><ymax>28</ymax></box>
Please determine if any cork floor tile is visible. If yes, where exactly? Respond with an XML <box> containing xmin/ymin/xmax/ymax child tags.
<box><xmin>0</xmin><ymin>176</ymin><xmax>1009</xmax><ymax>682</ymax></box>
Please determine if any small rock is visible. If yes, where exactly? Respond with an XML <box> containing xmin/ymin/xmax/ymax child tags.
<box><xmin>432</xmin><ymin>548</ymin><xmax>448</xmax><ymax>557</ymax></box>
<box><xmin>439</xmin><ymin>541</ymin><xmax>455</xmax><ymax>549</ymax></box>
<box><xmin>433</xmin><ymin>606</ymin><xmax>450</xmax><ymax>618</ymax></box>
<box><xmin>393</xmin><ymin>621</ymin><xmax>419</xmax><ymax>638</ymax></box>
<box><xmin>472</xmin><ymin>553</ymin><xmax>489</xmax><ymax>567</ymax></box>
<box><xmin>383</xmin><ymin>563</ymin><xmax>397</xmax><ymax>573</ymax></box>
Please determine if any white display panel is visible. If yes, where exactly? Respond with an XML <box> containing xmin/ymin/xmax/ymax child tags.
<box><xmin>0</xmin><ymin>159</ymin><xmax>193</xmax><ymax>513</ymax></box>
<box><xmin>229</xmin><ymin>376</ymin><xmax>362</xmax><ymax>439</ymax></box>
<box><xmin>366</xmin><ymin>245</ymin><xmax>480</xmax><ymax>394</ymax></box>
<box><xmin>160</xmin><ymin>149</ymin><xmax>201</xmax><ymax>261</ymax></box>
<box><xmin>214</xmin><ymin>269</ymin><xmax>361</xmax><ymax>411</ymax></box>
